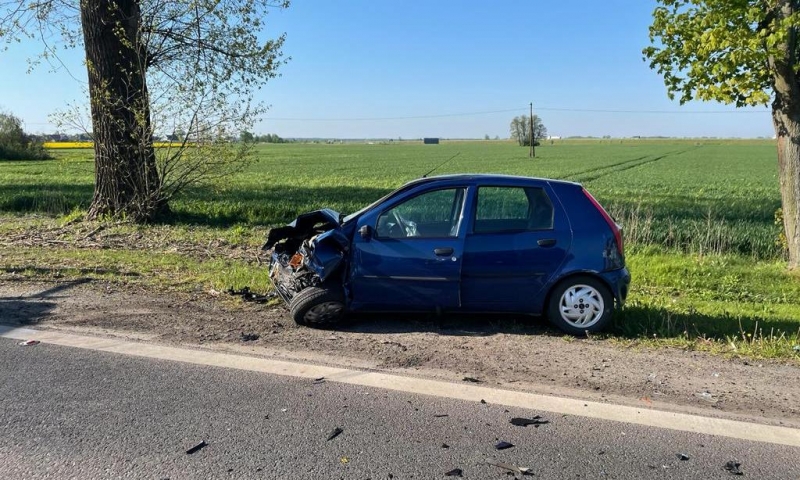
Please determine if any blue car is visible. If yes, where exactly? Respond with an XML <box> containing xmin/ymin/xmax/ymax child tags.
<box><xmin>265</xmin><ymin>174</ymin><xmax>630</xmax><ymax>335</ymax></box>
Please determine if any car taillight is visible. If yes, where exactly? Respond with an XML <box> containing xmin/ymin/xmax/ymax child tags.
<box><xmin>582</xmin><ymin>188</ymin><xmax>623</xmax><ymax>256</ymax></box>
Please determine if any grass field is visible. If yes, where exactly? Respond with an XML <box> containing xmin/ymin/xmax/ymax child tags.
<box><xmin>1</xmin><ymin>139</ymin><xmax>798</xmax><ymax>359</ymax></box>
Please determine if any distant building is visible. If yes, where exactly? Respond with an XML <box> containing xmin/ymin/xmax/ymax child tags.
<box><xmin>423</xmin><ymin>137</ymin><xmax>439</xmax><ymax>145</ymax></box>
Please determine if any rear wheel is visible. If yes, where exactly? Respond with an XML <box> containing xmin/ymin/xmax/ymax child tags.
<box><xmin>290</xmin><ymin>286</ymin><xmax>346</xmax><ymax>327</ymax></box>
<box><xmin>547</xmin><ymin>276</ymin><xmax>613</xmax><ymax>335</ymax></box>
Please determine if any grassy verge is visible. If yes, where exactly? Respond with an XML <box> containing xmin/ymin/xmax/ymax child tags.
<box><xmin>1</xmin><ymin>140</ymin><xmax>798</xmax><ymax>360</ymax></box>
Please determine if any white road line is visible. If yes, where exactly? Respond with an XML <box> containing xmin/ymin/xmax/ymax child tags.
<box><xmin>2</xmin><ymin>325</ymin><xmax>799</xmax><ymax>447</ymax></box>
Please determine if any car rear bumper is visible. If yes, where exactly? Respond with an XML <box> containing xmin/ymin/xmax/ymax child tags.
<box><xmin>602</xmin><ymin>267</ymin><xmax>630</xmax><ymax>308</ymax></box>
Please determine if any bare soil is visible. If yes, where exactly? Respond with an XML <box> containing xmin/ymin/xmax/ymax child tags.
<box><xmin>2</xmin><ymin>277</ymin><xmax>798</xmax><ymax>428</ymax></box>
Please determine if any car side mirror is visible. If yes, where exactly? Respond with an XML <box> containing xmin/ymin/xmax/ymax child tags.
<box><xmin>359</xmin><ymin>225</ymin><xmax>371</xmax><ymax>239</ymax></box>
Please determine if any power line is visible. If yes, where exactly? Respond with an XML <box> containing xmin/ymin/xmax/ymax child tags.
<box><xmin>536</xmin><ymin>106</ymin><xmax>768</xmax><ymax>114</ymax></box>
<box><xmin>265</xmin><ymin>105</ymin><xmax>769</xmax><ymax>122</ymax></box>
<box><xmin>266</xmin><ymin>108</ymin><xmax>525</xmax><ymax>121</ymax></box>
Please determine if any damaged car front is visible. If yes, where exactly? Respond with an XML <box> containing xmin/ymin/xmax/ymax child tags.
<box><xmin>263</xmin><ymin>208</ymin><xmax>353</xmax><ymax>326</ymax></box>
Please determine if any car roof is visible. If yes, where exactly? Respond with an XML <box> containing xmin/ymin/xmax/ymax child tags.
<box><xmin>402</xmin><ymin>173</ymin><xmax>581</xmax><ymax>188</ymax></box>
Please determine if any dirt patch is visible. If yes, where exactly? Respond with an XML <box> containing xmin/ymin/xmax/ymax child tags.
<box><xmin>2</xmin><ymin>277</ymin><xmax>798</xmax><ymax>428</ymax></box>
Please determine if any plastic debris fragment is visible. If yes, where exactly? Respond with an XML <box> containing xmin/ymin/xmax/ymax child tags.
<box><xmin>327</xmin><ymin>427</ymin><xmax>343</xmax><ymax>441</ymax></box>
<box><xmin>227</xmin><ymin>286</ymin><xmax>275</xmax><ymax>303</ymax></box>
<box><xmin>185</xmin><ymin>441</ymin><xmax>207</xmax><ymax>455</ymax></box>
<box><xmin>510</xmin><ymin>416</ymin><xmax>549</xmax><ymax>427</ymax></box>
<box><xmin>444</xmin><ymin>468</ymin><xmax>463</xmax><ymax>477</ymax></box>
<box><xmin>18</xmin><ymin>339</ymin><xmax>40</xmax><ymax>346</ymax></box>
<box><xmin>724</xmin><ymin>461</ymin><xmax>743</xmax><ymax>475</ymax></box>
<box><xmin>494</xmin><ymin>441</ymin><xmax>514</xmax><ymax>450</ymax></box>
<box><xmin>487</xmin><ymin>461</ymin><xmax>533</xmax><ymax>476</ymax></box>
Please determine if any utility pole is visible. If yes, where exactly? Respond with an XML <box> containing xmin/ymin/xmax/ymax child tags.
<box><xmin>529</xmin><ymin>102</ymin><xmax>535</xmax><ymax>158</ymax></box>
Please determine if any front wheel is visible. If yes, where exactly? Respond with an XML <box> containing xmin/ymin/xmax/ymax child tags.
<box><xmin>290</xmin><ymin>286</ymin><xmax>346</xmax><ymax>327</ymax></box>
<box><xmin>547</xmin><ymin>276</ymin><xmax>613</xmax><ymax>335</ymax></box>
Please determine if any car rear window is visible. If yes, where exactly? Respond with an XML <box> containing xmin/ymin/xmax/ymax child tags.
<box><xmin>473</xmin><ymin>186</ymin><xmax>554</xmax><ymax>233</ymax></box>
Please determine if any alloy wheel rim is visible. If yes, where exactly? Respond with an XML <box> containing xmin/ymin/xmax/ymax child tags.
<box><xmin>305</xmin><ymin>301</ymin><xmax>344</xmax><ymax>323</ymax></box>
<box><xmin>558</xmin><ymin>284</ymin><xmax>605</xmax><ymax>328</ymax></box>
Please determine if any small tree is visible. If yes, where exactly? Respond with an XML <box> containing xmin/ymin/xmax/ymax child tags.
<box><xmin>0</xmin><ymin>112</ymin><xmax>49</xmax><ymax>160</ymax></box>
<box><xmin>509</xmin><ymin>115</ymin><xmax>547</xmax><ymax>146</ymax></box>
<box><xmin>240</xmin><ymin>131</ymin><xmax>255</xmax><ymax>143</ymax></box>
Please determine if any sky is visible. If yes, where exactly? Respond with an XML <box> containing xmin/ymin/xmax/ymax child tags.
<box><xmin>0</xmin><ymin>0</ymin><xmax>775</xmax><ymax>139</ymax></box>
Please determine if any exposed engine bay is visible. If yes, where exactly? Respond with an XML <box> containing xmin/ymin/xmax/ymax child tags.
<box><xmin>263</xmin><ymin>209</ymin><xmax>350</xmax><ymax>303</ymax></box>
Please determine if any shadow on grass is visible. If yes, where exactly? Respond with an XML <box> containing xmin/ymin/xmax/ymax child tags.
<box><xmin>0</xmin><ymin>278</ymin><xmax>92</xmax><ymax>326</ymax></box>
<box><xmin>0</xmin><ymin>181</ymin><xmax>394</xmax><ymax>227</ymax></box>
<box><xmin>611</xmin><ymin>305</ymin><xmax>800</xmax><ymax>340</ymax></box>
<box><xmin>161</xmin><ymin>184</ymin><xmax>395</xmax><ymax>227</ymax></box>
<box><xmin>0</xmin><ymin>184</ymin><xmax>92</xmax><ymax>215</ymax></box>
<box><xmin>3</xmin><ymin>266</ymin><xmax>140</xmax><ymax>277</ymax></box>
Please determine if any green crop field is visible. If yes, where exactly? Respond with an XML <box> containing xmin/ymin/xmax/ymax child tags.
<box><xmin>1</xmin><ymin>139</ymin><xmax>799</xmax><ymax>359</ymax></box>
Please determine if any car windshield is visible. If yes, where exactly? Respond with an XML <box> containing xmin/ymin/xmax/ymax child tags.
<box><xmin>341</xmin><ymin>180</ymin><xmax>423</xmax><ymax>225</ymax></box>
<box><xmin>341</xmin><ymin>192</ymin><xmax>393</xmax><ymax>225</ymax></box>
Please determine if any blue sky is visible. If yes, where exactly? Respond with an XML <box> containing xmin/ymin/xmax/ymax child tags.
<box><xmin>0</xmin><ymin>0</ymin><xmax>774</xmax><ymax>138</ymax></box>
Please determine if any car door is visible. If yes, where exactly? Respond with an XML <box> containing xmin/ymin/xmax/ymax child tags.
<box><xmin>349</xmin><ymin>187</ymin><xmax>467</xmax><ymax>311</ymax></box>
<box><xmin>460</xmin><ymin>183</ymin><xmax>571</xmax><ymax>313</ymax></box>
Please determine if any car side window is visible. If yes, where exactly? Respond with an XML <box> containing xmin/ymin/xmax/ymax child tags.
<box><xmin>376</xmin><ymin>188</ymin><xmax>464</xmax><ymax>238</ymax></box>
<box><xmin>473</xmin><ymin>186</ymin><xmax>554</xmax><ymax>233</ymax></box>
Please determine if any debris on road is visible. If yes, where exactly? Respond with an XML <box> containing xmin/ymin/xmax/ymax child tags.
<box><xmin>441</xmin><ymin>443</ymin><xmax>450</xmax><ymax>448</ymax></box>
<box><xmin>724</xmin><ymin>461</ymin><xmax>743</xmax><ymax>475</ymax></box>
<box><xmin>695</xmin><ymin>391</ymin><xmax>715</xmax><ymax>401</ymax></box>
<box><xmin>340</xmin><ymin>456</ymin><xmax>349</xmax><ymax>464</ymax></box>
<box><xmin>462</xmin><ymin>377</ymin><xmax>482</xmax><ymax>383</ymax></box>
<box><xmin>327</xmin><ymin>427</ymin><xmax>343</xmax><ymax>441</ymax></box>
<box><xmin>313</xmin><ymin>377</ymin><xmax>326</xmax><ymax>384</ymax></box>
<box><xmin>487</xmin><ymin>461</ymin><xmax>533</xmax><ymax>476</ymax></box>
<box><xmin>226</xmin><ymin>286</ymin><xmax>275</xmax><ymax>304</ymax></box>
<box><xmin>677</xmin><ymin>453</ymin><xmax>690</xmax><ymax>461</ymax></box>
<box><xmin>480</xmin><ymin>399</ymin><xmax>487</xmax><ymax>404</ymax></box>
<box><xmin>494</xmin><ymin>441</ymin><xmax>515</xmax><ymax>450</ymax></box>
<box><xmin>185</xmin><ymin>440</ymin><xmax>207</xmax><ymax>455</ymax></box>
<box><xmin>434</xmin><ymin>414</ymin><xmax>449</xmax><ymax>418</ymax></box>
<box><xmin>18</xmin><ymin>339</ymin><xmax>40</xmax><ymax>346</ymax></box>
<box><xmin>240</xmin><ymin>333</ymin><xmax>259</xmax><ymax>342</ymax></box>
<box><xmin>444</xmin><ymin>468</ymin><xmax>463</xmax><ymax>477</ymax></box>
<box><xmin>510</xmin><ymin>416</ymin><xmax>549</xmax><ymax>427</ymax></box>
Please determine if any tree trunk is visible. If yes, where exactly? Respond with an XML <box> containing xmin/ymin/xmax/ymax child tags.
<box><xmin>769</xmin><ymin>1</ymin><xmax>800</xmax><ymax>268</ymax></box>
<box><xmin>81</xmin><ymin>0</ymin><xmax>165</xmax><ymax>222</ymax></box>
<box><xmin>773</xmin><ymin>110</ymin><xmax>800</xmax><ymax>268</ymax></box>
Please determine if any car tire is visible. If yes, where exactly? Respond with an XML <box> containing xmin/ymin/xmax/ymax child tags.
<box><xmin>290</xmin><ymin>286</ymin><xmax>346</xmax><ymax>327</ymax></box>
<box><xmin>547</xmin><ymin>276</ymin><xmax>613</xmax><ymax>335</ymax></box>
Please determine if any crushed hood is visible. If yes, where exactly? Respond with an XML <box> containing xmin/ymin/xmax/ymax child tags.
<box><xmin>263</xmin><ymin>209</ymin><xmax>342</xmax><ymax>250</ymax></box>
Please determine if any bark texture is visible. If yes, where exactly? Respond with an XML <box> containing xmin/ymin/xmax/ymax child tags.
<box><xmin>81</xmin><ymin>0</ymin><xmax>164</xmax><ymax>221</ymax></box>
<box><xmin>770</xmin><ymin>1</ymin><xmax>800</xmax><ymax>268</ymax></box>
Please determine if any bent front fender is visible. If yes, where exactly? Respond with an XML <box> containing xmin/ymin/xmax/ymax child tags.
<box><xmin>306</xmin><ymin>229</ymin><xmax>349</xmax><ymax>282</ymax></box>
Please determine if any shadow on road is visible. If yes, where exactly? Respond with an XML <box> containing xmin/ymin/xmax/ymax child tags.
<box><xmin>338</xmin><ymin>312</ymin><xmax>555</xmax><ymax>337</ymax></box>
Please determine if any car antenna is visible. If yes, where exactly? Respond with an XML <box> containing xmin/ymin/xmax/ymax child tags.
<box><xmin>422</xmin><ymin>152</ymin><xmax>460</xmax><ymax>178</ymax></box>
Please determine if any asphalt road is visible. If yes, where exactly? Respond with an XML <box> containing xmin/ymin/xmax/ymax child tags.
<box><xmin>1</xmin><ymin>337</ymin><xmax>798</xmax><ymax>480</ymax></box>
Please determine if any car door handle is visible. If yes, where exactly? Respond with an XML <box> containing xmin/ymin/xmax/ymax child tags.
<box><xmin>537</xmin><ymin>238</ymin><xmax>557</xmax><ymax>247</ymax></box>
<box><xmin>434</xmin><ymin>247</ymin><xmax>454</xmax><ymax>256</ymax></box>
